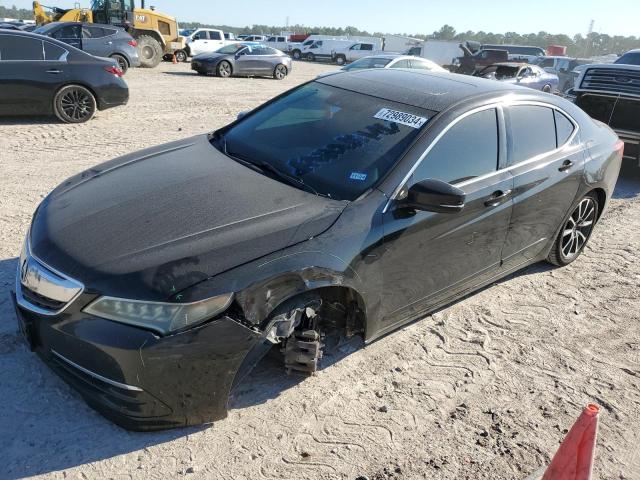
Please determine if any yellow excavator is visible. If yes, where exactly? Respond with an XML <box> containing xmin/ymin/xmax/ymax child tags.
<box><xmin>33</xmin><ymin>1</ymin><xmax>186</xmax><ymax>67</ymax></box>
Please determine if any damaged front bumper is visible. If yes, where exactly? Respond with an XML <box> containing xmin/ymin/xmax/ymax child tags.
<box><xmin>12</xmin><ymin>291</ymin><xmax>263</xmax><ymax>431</ymax></box>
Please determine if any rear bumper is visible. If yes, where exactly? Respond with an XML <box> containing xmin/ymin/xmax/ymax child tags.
<box><xmin>97</xmin><ymin>81</ymin><xmax>129</xmax><ymax>110</ymax></box>
<box><xmin>12</xmin><ymin>289</ymin><xmax>262</xmax><ymax>431</ymax></box>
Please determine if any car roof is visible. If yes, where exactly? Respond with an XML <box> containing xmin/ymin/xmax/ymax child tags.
<box><xmin>316</xmin><ymin>68</ymin><xmax>546</xmax><ymax>111</ymax></box>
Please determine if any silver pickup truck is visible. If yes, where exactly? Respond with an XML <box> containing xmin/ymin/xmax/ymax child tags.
<box><xmin>574</xmin><ymin>50</ymin><xmax>640</xmax><ymax>166</ymax></box>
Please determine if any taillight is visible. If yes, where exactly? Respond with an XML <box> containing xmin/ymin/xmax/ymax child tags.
<box><xmin>104</xmin><ymin>65</ymin><xmax>124</xmax><ymax>77</ymax></box>
<box><xmin>128</xmin><ymin>39</ymin><xmax>137</xmax><ymax>47</ymax></box>
<box><xmin>614</xmin><ymin>139</ymin><xmax>625</xmax><ymax>156</ymax></box>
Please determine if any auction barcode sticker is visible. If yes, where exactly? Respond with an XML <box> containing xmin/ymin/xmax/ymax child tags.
<box><xmin>374</xmin><ymin>108</ymin><xmax>428</xmax><ymax>129</ymax></box>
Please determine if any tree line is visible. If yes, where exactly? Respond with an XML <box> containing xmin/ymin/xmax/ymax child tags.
<box><xmin>3</xmin><ymin>4</ymin><xmax>638</xmax><ymax>58</ymax></box>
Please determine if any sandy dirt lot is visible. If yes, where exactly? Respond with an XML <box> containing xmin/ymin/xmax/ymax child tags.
<box><xmin>1</xmin><ymin>60</ymin><xmax>639</xmax><ymax>480</ymax></box>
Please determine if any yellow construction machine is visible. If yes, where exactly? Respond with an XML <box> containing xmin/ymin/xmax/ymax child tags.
<box><xmin>33</xmin><ymin>1</ymin><xmax>186</xmax><ymax>67</ymax></box>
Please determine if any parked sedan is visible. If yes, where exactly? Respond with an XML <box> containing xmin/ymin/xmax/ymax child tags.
<box><xmin>318</xmin><ymin>54</ymin><xmax>447</xmax><ymax>78</ymax></box>
<box><xmin>0</xmin><ymin>30</ymin><xmax>128</xmax><ymax>123</ymax></box>
<box><xmin>34</xmin><ymin>21</ymin><xmax>140</xmax><ymax>73</ymax></box>
<box><xmin>13</xmin><ymin>68</ymin><xmax>622</xmax><ymax>430</ymax></box>
<box><xmin>191</xmin><ymin>43</ymin><xmax>292</xmax><ymax>79</ymax></box>
<box><xmin>476</xmin><ymin>62</ymin><xmax>559</xmax><ymax>92</ymax></box>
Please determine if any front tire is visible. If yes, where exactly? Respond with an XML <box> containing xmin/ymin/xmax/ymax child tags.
<box><xmin>53</xmin><ymin>85</ymin><xmax>97</xmax><ymax>124</ymax></box>
<box><xmin>217</xmin><ymin>60</ymin><xmax>232</xmax><ymax>78</ymax></box>
<box><xmin>136</xmin><ymin>35</ymin><xmax>162</xmax><ymax>68</ymax></box>
<box><xmin>291</xmin><ymin>49</ymin><xmax>301</xmax><ymax>60</ymax></box>
<box><xmin>273</xmin><ymin>64</ymin><xmax>288</xmax><ymax>80</ymax></box>
<box><xmin>335</xmin><ymin>55</ymin><xmax>346</xmax><ymax>65</ymax></box>
<box><xmin>547</xmin><ymin>193</ymin><xmax>599</xmax><ymax>266</ymax></box>
<box><xmin>110</xmin><ymin>54</ymin><xmax>129</xmax><ymax>73</ymax></box>
<box><xmin>542</xmin><ymin>84</ymin><xmax>552</xmax><ymax>93</ymax></box>
<box><xmin>174</xmin><ymin>49</ymin><xmax>188</xmax><ymax>63</ymax></box>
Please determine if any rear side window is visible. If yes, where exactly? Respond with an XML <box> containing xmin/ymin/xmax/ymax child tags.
<box><xmin>415</xmin><ymin>108</ymin><xmax>499</xmax><ymax>184</ymax></box>
<box><xmin>53</xmin><ymin>25</ymin><xmax>81</xmax><ymax>39</ymax></box>
<box><xmin>410</xmin><ymin>59</ymin><xmax>434</xmax><ymax>70</ymax></box>
<box><xmin>392</xmin><ymin>59</ymin><xmax>411</xmax><ymax>68</ymax></box>
<box><xmin>210</xmin><ymin>31</ymin><xmax>222</xmax><ymax>40</ymax></box>
<box><xmin>509</xmin><ymin>106</ymin><xmax>556</xmax><ymax>164</ymax></box>
<box><xmin>554</xmin><ymin>110</ymin><xmax>575</xmax><ymax>146</ymax></box>
<box><xmin>0</xmin><ymin>35</ymin><xmax>43</xmax><ymax>60</ymax></box>
<box><xmin>84</xmin><ymin>26</ymin><xmax>107</xmax><ymax>38</ymax></box>
<box><xmin>44</xmin><ymin>41</ymin><xmax>67</xmax><ymax>60</ymax></box>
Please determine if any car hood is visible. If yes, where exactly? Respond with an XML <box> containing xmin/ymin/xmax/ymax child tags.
<box><xmin>192</xmin><ymin>52</ymin><xmax>227</xmax><ymax>62</ymax></box>
<box><xmin>30</xmin><ymin>135</ymin><xmax>348</xmax><ymax>300</ymax></box>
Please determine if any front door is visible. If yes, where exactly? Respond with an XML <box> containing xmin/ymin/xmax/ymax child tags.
<box><xmin>0</xmin><ymin>34</ymin><xmax>68</xmax><ymax>115</ymax></box>
<box><xmin>51</xmin><ymin>24</ymin><xmax>82</xmax><ymax>50</ymax></box>
<box><xmin>502</xmin><ymin>104</ymin><xmax>585</xmax><ymax>269</ymax></box>
<box><xmin>380</xmin><ymin>107</ymin><xmax>514</xmax><ymax>327</ymax></box>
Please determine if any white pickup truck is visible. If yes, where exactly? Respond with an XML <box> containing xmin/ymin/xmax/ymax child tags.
<box><xmin>185</xmin><ymin>28</ymin><xmax>237</xmax><ymax>57</ymax></box>
<box><xmin>332</xmin><ymin>41</ymin><xmax>383</xmax><ymax>65</ymax></box>
<box><xmin>263</xmin><ymin>35</ymin><xmax>291</xmax><ymax>53</ymax></box>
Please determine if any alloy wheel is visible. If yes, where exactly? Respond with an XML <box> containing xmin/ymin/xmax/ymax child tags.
<box><xmin>274</xmin><ymin>64</ymin><xmax>287</xmax><ymax>79</ymax></box>
<box><xmin>561</xmin><ymin>197</ymin><xmax>596</xmax><ymax>260</ymax></box>
<box><xmin>59</xmin><ymin>88</ymin><xmax>94</xmax><ymax>122</ymax></box>
<box><xmin>218</xmin><ymin>62</ymin><xmax>232</xmax><ymax>77</ymax></box>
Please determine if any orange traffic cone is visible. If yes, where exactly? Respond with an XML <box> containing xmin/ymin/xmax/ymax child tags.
<box><xmin>172</xmin><ymin>54</ymin><xmax>177</xmax><ymax>64</ymax></box>
<box><xmin>541</xmin><ymin>404</ymin><xmax>600</xmax><ymax>480</ymax></box>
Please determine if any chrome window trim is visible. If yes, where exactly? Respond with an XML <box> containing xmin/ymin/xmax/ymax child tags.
<box><xmin>383</xmin><ymin>98</ymin><xmax>581</xmax><ymax>212</ymax></box>
<box><xmin>51</xmin><ymin>350</ymin><xmax>143</xmax><ymax>392</ymax></box>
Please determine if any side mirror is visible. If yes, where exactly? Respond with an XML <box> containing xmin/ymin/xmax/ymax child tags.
<box><xmin>401</xmin><ymin>179</ymin><xmax>465</xmax><ymax>213</ymax></box>
<box><xmin>237</xmin><ymin>110</ymin><xmax>250</xmax><ymax>120</ymax></box>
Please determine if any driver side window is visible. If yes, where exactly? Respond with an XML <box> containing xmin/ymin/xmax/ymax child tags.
<box><xmin>413</xmin><ymin>109</ymin><xmax>499</xmax><ymax>184</ymax></box>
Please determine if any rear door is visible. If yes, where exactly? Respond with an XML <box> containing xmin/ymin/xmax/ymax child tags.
<box><xmin>81</xmin><ymin>25</ymin><xmax>110</xmax><ymax>57</ymax></box>
<box><xmin>207</xmin><ymin>30</ymin><xmax>225</xmax><ymax>51</ymax></box>
<box><xmin>0</xmin><ymin>34</ymin><xmax>69</xmax><ymax>115</ymax></box>
<box><xmin>501</xmin><ymin>104</ymin><xmax>585</xmax><ymax>269</ymax></box>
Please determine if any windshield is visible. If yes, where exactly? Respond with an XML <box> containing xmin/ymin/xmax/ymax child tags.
<box><xmin>344</xmin><ymin>57</ymin><xmax>392</xmax><ymax>70</ymax></box>
<box><xmin>479</xmin><ymin>65</ymin><xmax>519</xmax><ymax>79</ymax></box>
<box><xmin>615</xmin><ymin>52</ymin><xmax>640</xmax><ymax>65</ymax></box>
<box><xmin>213</xmin><ymin>83</ymin><xmax>435</xmax><ymax>201</ymax></box>
<box><xmin>216</xmin><ymin>44</ymin><xmax>246</xmax><ymax>54</ymax></box>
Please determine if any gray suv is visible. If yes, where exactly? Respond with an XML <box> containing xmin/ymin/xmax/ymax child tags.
<box><xmin>34</xmin><ymin>22</ymin><xmax>140</xmax><ymax>73</ymax></box>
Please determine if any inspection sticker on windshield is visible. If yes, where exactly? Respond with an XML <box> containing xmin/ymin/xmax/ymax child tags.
<box><xmin>374</xmin><ymin>108</ymin><xmax>428</xmax><ymax>129</ymax></box>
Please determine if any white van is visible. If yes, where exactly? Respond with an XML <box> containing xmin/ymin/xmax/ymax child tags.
<box><xmin>304</xmin><ymin>38</ymin><xmax>383</xmax><ymax>63</ymax></box>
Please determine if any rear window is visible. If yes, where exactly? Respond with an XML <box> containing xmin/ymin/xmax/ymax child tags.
<box><xmin>509</xmin><ymin>106</ymin><xmax>557</xmax><ymax>164</ymax></box>
<box><xmin>0</xmin><ymin>35</ymin><xmax>43</xmax><ymax>60</ymax></box>
<box><xmin>215</xmin><ymin>82</ymin><xmax>436</xmax><ymax>201</ymax></box>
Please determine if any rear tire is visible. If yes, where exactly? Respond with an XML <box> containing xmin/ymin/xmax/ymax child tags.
<box><xmin>335</xmin><ymin>55</ymin><xmax>346</xmax><ymax>65</ymax></box>
<box><xmin>217</xmin><ymin>60</ymin><xmax>232</xmax><ymax>78</ymax></box>
<box><xmin>110</xmin><ymin>54</ymin><xmax>128</xmax><ymax>73</ymax></box>
<box><xmin>273</xmin><ymin>64</ymin><xmax>288</xmax><ymax>80</ymax></box>
<box><xmin>136</xmin><ymin>35</ymin><xmax>162</xmax><ymax>68</ymax></box>
<box><xmin>542</xmin><ymin>84</ymin><xmax>552</xmax><ymax>93</ymax></box>
<box><xmin>53</xmin><ymin>85</ymin><xmax>97</xmax><ymax>124</ymax></box>
<box><xmin>546</xmin><ymin>192</ymin><xmax>599</xmax><ymax>266</ymax></box>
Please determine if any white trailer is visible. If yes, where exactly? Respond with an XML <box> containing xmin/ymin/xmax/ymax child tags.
<box><xmin>406</xmin><ymin>40</ymin><xmax>464</xmax><ymax>68</ymax></box>
<box><xmin>382</xmin><ymin>35</ymin><xmax>423</xmax><ymax>53</ymax></box>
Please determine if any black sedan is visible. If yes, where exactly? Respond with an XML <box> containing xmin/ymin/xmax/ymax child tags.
<box><xmin>191</xmin><ymin>42</ymin><xmax>292</xmax><ymax>79</ymax></box>
<box><xmin>0</xmin><ymin>30</ymin><xmax>128</xmax><ymax>123</ymax></box>
<box><xmin>13</xmin><ymin>69</ymin><xmax>622</xmax><ymax>430</ymax></box>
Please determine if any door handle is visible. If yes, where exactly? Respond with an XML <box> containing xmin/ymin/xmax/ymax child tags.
<box><xmin>558</xmin><ymin>160</ymin><xmax>573</xmax><ymax>172</ymax></box>
<box><xmin>46</xmin><ymin>69</ymin><xmax>62</xmax><ymax>74</ymax></box>
<box><xmin>484</xmin><ymin>189</ymin><xmax>512</xmax><ymax>207</ymax></box>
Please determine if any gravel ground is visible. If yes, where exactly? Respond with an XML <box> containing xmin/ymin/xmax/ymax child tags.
<box><xmin>1</xmin><ymin>61</ymin><xmax>639</xmax><ymax>480</ymax></box>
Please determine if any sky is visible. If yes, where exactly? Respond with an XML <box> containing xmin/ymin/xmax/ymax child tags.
<box><xmin>3</xmin><ymin>0</ymin><xmax>638</xmax><ymax>37</ymax></box>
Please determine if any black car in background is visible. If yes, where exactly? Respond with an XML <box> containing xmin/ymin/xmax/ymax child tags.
<box><xmin>13</xmin><ymin>69</ymin><xmax>622</xmax><ymax>430</ymax></box>
<box><xmin>574</xmin><ymin>49</ymin><xmax>640</xmax><ymax>166</ymax></box>
<box><xmin>34</xmin><ymin>22</ymin><xmax>140</xmax><ymax>73</ymax></box>
<box><xmin>0</xmin><ymin>30</ymin><xmax>128</xmax><ymax>123</ymax></box>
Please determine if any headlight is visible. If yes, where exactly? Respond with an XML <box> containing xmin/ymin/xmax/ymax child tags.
<box><xmin>83</xmin><ymin>293</ymin><xmax>234</xmax><ymax>335</ymax></box>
